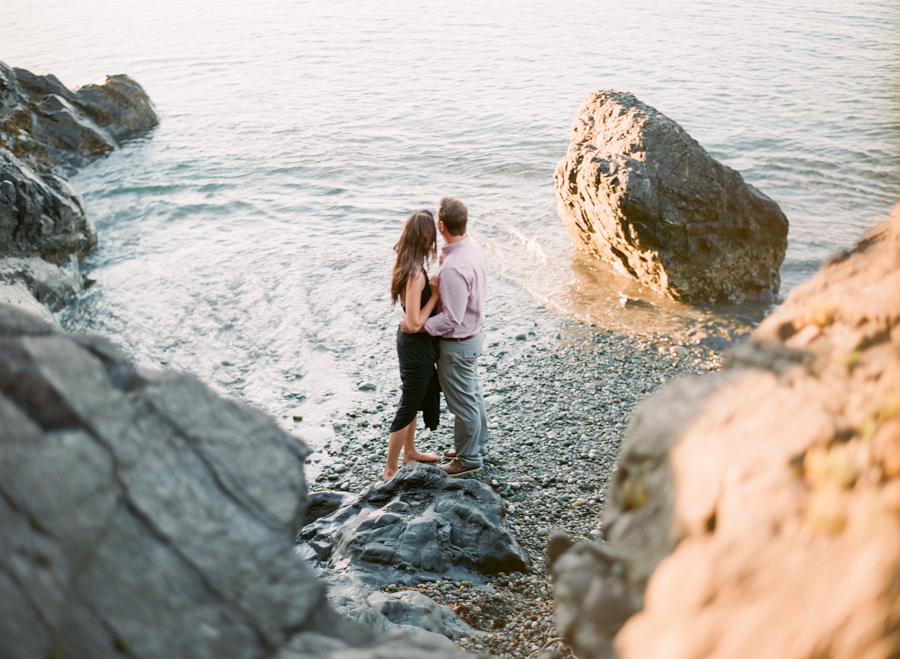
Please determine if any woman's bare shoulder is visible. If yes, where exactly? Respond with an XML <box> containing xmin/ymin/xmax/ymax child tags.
<box><xmin>403</xmin><ymin>267</ymin><xmax>426</xmax><ymax>294</ymax></box>
<box><xmin>408</xmin><ymin>267</ymin><xmax>426</xmax><ymax>285</ymax></box>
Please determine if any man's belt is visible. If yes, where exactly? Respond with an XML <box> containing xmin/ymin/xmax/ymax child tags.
<box><xmin>441</xmin><ymin>334</ymin><xmax>476</xmax><ymax>342</ymax></box>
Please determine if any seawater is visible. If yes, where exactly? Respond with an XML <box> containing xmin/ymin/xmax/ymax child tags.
<box><xmin>2</xmin><ymin>0</ymin><xmax>897</xmax><ymax>437</ymax></box>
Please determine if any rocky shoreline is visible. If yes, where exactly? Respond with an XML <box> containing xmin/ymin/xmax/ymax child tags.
<box><xmin>5</xmin><ymin>64</ymin><xmax>895</xmax><ymax>659</ymax></box>
<box><xmin>0</xmin><ymin>61</ymin><xmax>158</xmax><ymax>323</ymax></box>
<box><xmin>307</xmin><ymin>313</ymin><xmax>737</xmax><ymax>657</ymax></box>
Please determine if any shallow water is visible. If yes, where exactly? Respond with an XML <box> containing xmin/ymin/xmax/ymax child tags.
<box><xmin>2</xmin><ymin>0</ymin><xmax>897</xmax><ymax>434</ymax></box>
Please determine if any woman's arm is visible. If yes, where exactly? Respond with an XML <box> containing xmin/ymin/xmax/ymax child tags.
<box><xmin>403</xmin><ymin>270</ymin><xmax>439</xmax><ymax>333</ymax></box>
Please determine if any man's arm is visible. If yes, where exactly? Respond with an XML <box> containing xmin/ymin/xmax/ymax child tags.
<box><xmin>423</xmin><ymin>267</ymin><xmax>467</xmax><ymax>337</ymax></box>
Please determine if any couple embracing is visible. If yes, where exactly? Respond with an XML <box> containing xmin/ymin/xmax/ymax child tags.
<box><xmin>382</xmin><ymin>197</ymin><xmax>489</xmax><ymax>480</ymax></box>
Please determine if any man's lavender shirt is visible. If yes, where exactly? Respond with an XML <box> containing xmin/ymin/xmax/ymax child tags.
<box><xmin>424</xmin><ymin>236</ymin><xmax>487</xmax><ymax>339</ymax></box>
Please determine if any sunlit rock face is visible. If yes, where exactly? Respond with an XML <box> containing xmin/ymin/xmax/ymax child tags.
<box><xmin>554</xmin><ymin>90</ymin><xmax>788</xmax><ymax>304</ymax></box>
<box><xmin>0</xmin><ymin>304</ymin><xmax>471</xmax><ymax>659</ymax></box>
<box><xmin>552</xmin><ymin>206</ymin><xmax>900</xmax><ymax>659</ymax></box>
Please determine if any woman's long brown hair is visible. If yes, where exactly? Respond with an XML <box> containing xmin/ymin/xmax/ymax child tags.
<box><xmin>391</xmin><ymin>209</ymin><xmax>437</xmax><ymax>305</ymax></box>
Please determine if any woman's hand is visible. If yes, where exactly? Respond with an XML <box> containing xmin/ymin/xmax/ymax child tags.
<box><xmin>429</xmin><ymin>279</ymin><xmax>440</xmax><ymax>300</ymax></box>
<box><xmin>399</xmin><ymin>314</ymin><xmax>413</xmax><ymax>334</ymax></box>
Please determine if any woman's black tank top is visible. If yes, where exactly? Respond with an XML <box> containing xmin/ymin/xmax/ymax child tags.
<box><xmin>401</xmin><ymin>271</ymin><xmax>434</xmax><ymax>315</ymax></box>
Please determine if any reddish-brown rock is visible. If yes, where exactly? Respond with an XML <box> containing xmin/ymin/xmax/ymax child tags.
<box><xmin>554</xmin><ymin>204</ymin><xmax>900</xmax><ymax>659</ymax></box>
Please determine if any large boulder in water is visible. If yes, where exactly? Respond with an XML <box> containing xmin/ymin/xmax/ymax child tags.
<box><xmin>0</xmin><ymin>304</ymin><xmax>470</xmax><ymax>659</ymax></box>
<box><xmin>554</xmin><ymin>91</ymin><xmax>788</xmax><ymax>304</ymax></box>
<box><xmin>0</xmin><ymin>62</ymin><xmax>157</xmax><ymax>322</ymax></box>
<box><xmin>71</xmin><ymin>73</ymin><xmax>159</xmax><ymax>142</ymax></box>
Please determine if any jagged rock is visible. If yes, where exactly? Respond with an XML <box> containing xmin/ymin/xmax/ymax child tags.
<box><xmin>0</xmin><ymin>304</ymin><xmax>473</xmax><ymax>659</ymax></box>
<box><xmin>30</xmin><ymin>93</ymin><xmax>117</xmax><ymax>161</ymax></box>
<box><xmin>0</xmin><ymin>148</ymin><xmax>95</xmax><ymax>264</ymax></box>
<box><xmin>0</xmin><ymin>63</ymin><xmax>22</xmax><ymax>116</ymax></box>
<box><xmin>0</xmin><ymin>61</ymin><xmax>157</xmax><ymax>323</ymax></box>
<box><xmin>555</xmin><ymin>90</ymin><xmax>788</xmax><ymax>303</ymax></box>
<box><xmin>10</xmin><ymin>67</ymin><xmax>76</xmax><ymax>103</ymax></box>
<box><xmin>0</xmin><ymin>145</ymin><xmax>94</xmax><ymax>324</ymax></box>
<box><xmin>552</xmin><ymin>205</ymin><xmax>900</xmax><ymax>659</ymax></box>
<box><xmin>73</xmin><ymin>74</ymin><xmax>159</xmax><ymax>141</ymax></box>
<box><xmin>297</xmin><ymin>462</ymin><xmax>530</xmax><ymax>586</ymax></box>
<box><xmin>1</xmin><ymin>61</ymin><xmax>158</xmax><ymax>173</ymax></box>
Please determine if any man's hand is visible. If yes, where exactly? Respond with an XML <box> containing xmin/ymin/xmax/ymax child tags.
<box><xmin>399</xmin><ymin>314</ymin><xmax>414</xmax><ymax>334</ymax></box>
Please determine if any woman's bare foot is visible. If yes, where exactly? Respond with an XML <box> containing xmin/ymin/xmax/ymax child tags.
<box><xmin>402</xmin><ymin>450</ymin><xmax>440</xmax><ymax>464</ymax></box>
<box><xmin>382</xmin><ymin>464</ymin><xmax>399</xmax><ymax>481</ymax></box>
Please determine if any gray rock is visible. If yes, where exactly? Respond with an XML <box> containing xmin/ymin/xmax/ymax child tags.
<box><xmin>324</xmin><ymin>572</ymin><xmax>475</xmax><ymax>641</ymax></box>
<box><xmin>0</xmin><ymin>148</ymin><xmax>95</xmax><ymax>264</ymax></box>
<box><xmin>700</xmin><ymin>334</ymin><xmax>735</xmax><ymax>351</ymax></box>
<box><xmin>551</xmin><ymin>373</ymin><xmax>733</xmax><ymax>659</ymax></box>
<box><xmin>552</xmin><ymin>541</ymin><xmax>640</xmax><ymax>659</ymax></box>
<box><xmin>0</xmin><ymin>63</ymin><xmax>23</xmax><ymax>117</ymax></box>
<box><xmin>2</xmin><ymin>62</ymin><xmax>158</xmax><ymax>174</ymax></box>
<box><xmin>0</xmin><ymin>304</ymin><xmax>472</xmax><ymax>659</ymax></box>
<box><xmin>73</xmin><ymin>74</ymin><xmax>160</xmax><ymax>142</ymax></box>
<box><xmin>298</xmin><ymin>462</ymin><xmax>530</xmax><ymax>586</ymax></box>
<box><xmin>0</xmin><ymin>256</ymin><xmax>84</xmax><ymax>311</ymax></box>
<box><xmin>32</xmin><ymin>93</ymin><xmax>117</xmax><ymax>159</ymax></box>
<box><xmin>11</xmin><ymin>67</ymin><xmax>77</xmax><ymax>103</ymax></box>
<box><xmin>0</xmin><ymin>62</ymin><xmax>159</xmax><ymax>323</ymax></box>
<box><xmin>555</xmin><ymin>90</ymin><xmax>788</xmax><ymax>303</ymax></box>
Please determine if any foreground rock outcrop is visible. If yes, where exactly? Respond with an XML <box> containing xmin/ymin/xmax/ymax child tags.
<box><xmin>0</xmin><ymin>303</ymin><xmax>471</xmax><ymax>659</ymax></box>
<box><xmin>552</xmin><ymin>205</ymin><xmax>900</xmax><ymax>659</ymax></box>
<box><xmin>297</xmin><ymin>463</ymin><xmax>530</xmax><ymax>640</ymax></box>
<box><xmin>0</xmin><ymin>61</ymin><xmax>158</xmax><ymax>322</ymax></box>
<box><xmin>555</xmin><ymin>91</ymin><xmax>788</xmax><ymax>303</ymax></box>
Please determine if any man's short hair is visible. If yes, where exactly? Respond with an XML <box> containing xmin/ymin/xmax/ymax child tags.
<box><xmin>438</xmin><ymin>197</ymin><xmax>467</xmax><ymax>236</ymax></box>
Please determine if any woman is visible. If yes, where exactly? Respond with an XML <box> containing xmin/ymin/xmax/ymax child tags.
<box><xmin>382</xmin><ymin>209</ymin><xmax>442</xmax><ymax>480</ymax></box>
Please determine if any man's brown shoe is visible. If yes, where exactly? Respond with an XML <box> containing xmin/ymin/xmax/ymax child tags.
<box><xmin>442</xmin><ymin>448</ymin><xmax>457</xmax><ymax>460</ymax></box>
<box><xmin>439</xmin><ymin>459</ymin><xmax>482</xmax><ymax>478</ymax></box>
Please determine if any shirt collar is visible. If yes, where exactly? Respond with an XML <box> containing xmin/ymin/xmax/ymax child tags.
<box><xmin>441</xmin><ymin>235</ymin><xmax>469</xmax><ymax>255</ymax></box>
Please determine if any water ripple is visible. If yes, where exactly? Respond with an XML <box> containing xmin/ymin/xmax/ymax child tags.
<box><xmin>1</xmin><ymin>0</ymin><xmax>896</xmax><ymax>433</ymax></box>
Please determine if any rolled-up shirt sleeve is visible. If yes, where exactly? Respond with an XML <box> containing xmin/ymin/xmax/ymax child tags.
<box><xmin>424</xmin><ymin>267</ymin><xmax>467</xmax><ymax>337</ymax></box>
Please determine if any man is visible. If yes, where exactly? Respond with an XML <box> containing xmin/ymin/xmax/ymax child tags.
<box><xmin>400</xmin><ymin>197</ymin><xmax>489</xmax><ymax>477</ymax></box>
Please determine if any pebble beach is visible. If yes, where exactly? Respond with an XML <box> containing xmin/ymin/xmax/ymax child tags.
<box><xmin>309</xmin><ymin>312</ymin><xmax>748</xmax><ymax>657</ymax></box>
